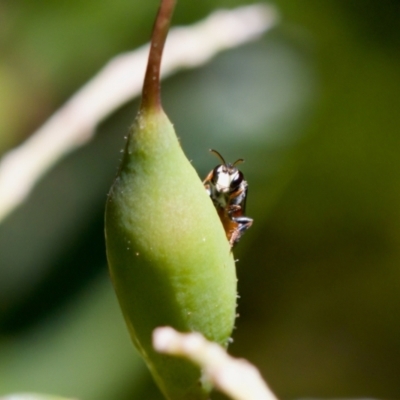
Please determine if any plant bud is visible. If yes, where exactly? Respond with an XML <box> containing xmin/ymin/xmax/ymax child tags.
<box><xmin>104</xmin><ymin>2</ymin><xmax>237</xmax><ymax>398</ymax></box>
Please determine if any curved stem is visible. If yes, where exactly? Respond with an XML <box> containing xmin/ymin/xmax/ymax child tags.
<box><xmin>140</xmin><ymin>0</ymin><xmax>176</xmax><ymax>111</ymax></box>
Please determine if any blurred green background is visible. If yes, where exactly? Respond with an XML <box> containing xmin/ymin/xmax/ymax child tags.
<box><xmin>1</xmin><ymin>0</ymin><xmax>400</xmax><ymax>399</ymax></box>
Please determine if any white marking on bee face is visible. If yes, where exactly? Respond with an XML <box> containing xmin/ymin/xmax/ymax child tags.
<box><xmin>215</xmin><ymin>167</ymin><xmax>232</xmax><ymax>193</ymax></box>
<box><xmin>216</xmin><ymin>168</ymin><xmax>242</xmax><ymax>193</ymax></box>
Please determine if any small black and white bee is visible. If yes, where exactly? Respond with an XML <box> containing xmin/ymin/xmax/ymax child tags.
<box><xmin>203</xmin><ymin>149</ymin><xmax>253</xmax><ymax>247</ymax></box>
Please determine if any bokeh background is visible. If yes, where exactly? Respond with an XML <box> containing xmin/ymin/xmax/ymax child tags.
<box><xmin>1</xmin><ymin>0</ymin><xmax>400</xmax><ymax>399</ymax></box>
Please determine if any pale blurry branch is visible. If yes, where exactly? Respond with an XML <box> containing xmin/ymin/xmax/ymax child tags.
<box><xmin>0</xmin><ymin>395</ymin><xmax>77</xmax><ymax>400</ymax></box>
<box><xmin>153</xmin><ymin>327</ymin><xmax>279</xmax><ymax>400</ymax></box>
<box><xmin>0</xmin><ymin>4</ymin><xmax>279</xmax><ymax>223</ymax></box>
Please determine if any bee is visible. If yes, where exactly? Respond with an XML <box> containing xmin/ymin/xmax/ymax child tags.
<box><xmin>203</xmin><ymin>149</ymin><xmax>253</xmax><ymax>247</ymax></box>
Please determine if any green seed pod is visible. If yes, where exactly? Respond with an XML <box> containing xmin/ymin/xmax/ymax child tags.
<box><xmin>104</xmin><ymin>1</ymin><xmax>237</xmax><ymax>399</ymax></box>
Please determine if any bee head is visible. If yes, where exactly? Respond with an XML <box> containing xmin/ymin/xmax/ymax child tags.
<box><xmin>209</xmin><ymin>149</ymin><xmax>244</xmax><ymax>193</ymax></box>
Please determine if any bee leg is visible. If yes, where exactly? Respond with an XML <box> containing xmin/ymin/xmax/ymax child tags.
<box><xmin>204</xmin><ymin>183</ymin><xmax>212</xmax><ymax>197</ymax></box>
<box><xmin>229</xmin><ymin>216</ymin><xmax>253</xmax><ymax>246</ymax></box>
<box><xmin>227</xmin><ymin>204</ymin><xmax>241</xmax><ymax>214</ymax></box>
<box><xmin>234</xmin><ymin>216</ymin><xmax>253</xmax><ymax>234</ymax></box>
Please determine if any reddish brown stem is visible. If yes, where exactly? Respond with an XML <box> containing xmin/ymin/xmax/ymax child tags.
<box><xmin>140</xmin><ymin>0</ymin><xmax>176</xmax><ymax>111</ymax></box>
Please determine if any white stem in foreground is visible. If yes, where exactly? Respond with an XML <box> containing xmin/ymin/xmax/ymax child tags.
<box><xmin>153</xmin><ymin>327</ymin><xmax>279</xmax><ymax>400</ymax></box>
<box><xmin>0</xmin><ymin>395</ymin><xmax>76</xmax><ymax>400</ymax></box>
<box><xmin>0</xmin><ymin>4</ymin><xmax>279</xmax><ymax>223</ymax></box>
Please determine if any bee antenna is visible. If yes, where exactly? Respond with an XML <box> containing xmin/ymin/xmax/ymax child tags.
<box><xmin>209</xmin><ymin>149</ymin><xmax>226</xmax><ymax>165</ymax></box>
<box><xmin>233</xmin><ymin>158</ymin><xmax>244</xmax><ymax>167</ymax></box>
